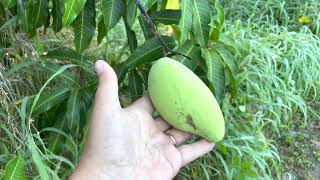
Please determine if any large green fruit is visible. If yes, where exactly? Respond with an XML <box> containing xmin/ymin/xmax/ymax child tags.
<box><xmin>148</xmin><ymin>57</ymin><xmax>225</xmax><ymax>142</ymax></box>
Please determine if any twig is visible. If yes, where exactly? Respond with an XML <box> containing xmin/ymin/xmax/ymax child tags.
<box><xmin>134</xmin><ymin>0</ymin><xmax>192</xmax><ymax>61</ymax></box>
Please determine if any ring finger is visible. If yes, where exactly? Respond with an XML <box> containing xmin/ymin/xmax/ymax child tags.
<box><xmin>154</xmin><ymin>117</ymin><xmax>171</xmax><ymax>131</ymax></box>
<box><xmin>165</xmin><ymin>129</ymin><xmax>192</xmax><ymax>146</ymax></box>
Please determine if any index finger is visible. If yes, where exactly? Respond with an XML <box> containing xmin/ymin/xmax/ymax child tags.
<box><xmin>127</xmin><ymin>95</ymin><xmax>155</xmax><ymax>114</ymax></box>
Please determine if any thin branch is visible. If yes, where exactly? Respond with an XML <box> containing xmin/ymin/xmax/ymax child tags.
<box><xmin>134</xmin><ymin>0</ymin><xmax>192</xmax><ymax>61</ymax></box>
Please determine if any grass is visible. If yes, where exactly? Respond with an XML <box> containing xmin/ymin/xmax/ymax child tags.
<box><xmin>1</xmin><ymin>0</ymin><xmax>320</xmax><ymax>179</ymax></box>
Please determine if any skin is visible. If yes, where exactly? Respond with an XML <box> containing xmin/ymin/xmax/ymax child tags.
<box><xmin>70</xmin><ymin>60</ymin><xmax>215</xmax><ymax>180</ymax></box>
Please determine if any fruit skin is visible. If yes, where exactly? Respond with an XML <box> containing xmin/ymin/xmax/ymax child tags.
<box><xmin>148</xmin><ymin>57</ymin><xmax>225</xmax><ymax>142</ymax></box>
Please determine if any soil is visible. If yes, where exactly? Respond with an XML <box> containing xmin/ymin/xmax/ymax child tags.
<box><xmin>278</xmin><ymin>119</ymin><xmax>320</xmax><ymax>180</ymax></box>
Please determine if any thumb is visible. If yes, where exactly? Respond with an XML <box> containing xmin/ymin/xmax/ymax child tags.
<box><xmin>94</xmin><ymin>60</ymin><xmax>121</xmax><ymax>111</ymax></box>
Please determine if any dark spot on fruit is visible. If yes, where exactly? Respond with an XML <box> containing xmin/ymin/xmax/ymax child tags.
<box><xmin>186</xmin><ymin>115</ymin><xmax>196</xmax><ymax>129</ymax></box>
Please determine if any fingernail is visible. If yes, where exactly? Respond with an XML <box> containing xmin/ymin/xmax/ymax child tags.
<box><xmin>95</xmin><ymin>60</ymin><xmax>106</xmax><ymax>75</ymax></box>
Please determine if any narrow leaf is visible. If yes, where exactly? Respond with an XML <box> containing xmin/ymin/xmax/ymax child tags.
<box><xmin>32</xmin><ymin>88</ymin><xmax>70</xmax><ymax>115</ymax></box>
<box><xmin>31</xmin><ymin>0</ymin><xmax>49</xmax><ymax>29</ymax></box>
<box><xmin>138</xmin><ymin>16</ymin><xmax>153</xmax><ymax>39</ymax></box>
<box><xmin>174</xmin><ymin>41</ymin><xmax>201</xmax><ymax>71</ymax></box>
<box><xmin>47</xmin><ymin>119</ymin><xmax>66</xmax><ymax>154</ymax></box>
<box><xmin>179</xmin><ymin>0</ymin><xmax>192</xmax><ymax>44</ymax></box>
<box><xmin>123</xmin><ymin>2</ymin><xmax>138</xmax><ymax>50</ymax></box>
<box><xmin>43</xmin><ymin>47</ymin><xmax>90</xmax><ymax>62</ymax></box>
<box><xmin>192</xmin><ymin>0</ymin><xmax>211</xmax><ymax>46</ymax></box>
<box><xmin>101</xmin><ymin>0</ymin><xmax>124</xmax><ymax>33</ymax></box>
<box><xmin>210</xmin><ymin>27</ymin><xmax>220</xmax><ymax>41</ymax></box>
<box><xmin>126</xmin><ymin>0</ymin><xmax>158</xmax><ymax>28</ymax></box>
<box><xmin>219</xmin><ymin>35</ymin><xmax>239</xmax><ymax>55</ymax></box>
<box><xmin>202</xmin><ymin>48</ymin><xmax>225</xmax><ymax>103</ymax></box>
<box><xmin>213</xmin><ymin>43</ymin><xmax>237</xmax><ymax>96</ymax></box>
<box><xmin>2</xmin><ymin>0</ymin><xmax>17</xmax><ymax>9</ymax></box>
<box><xmin>97</xmin><ymin>16</ymin><xmax>106</xmax><ymax>44</ymax></box>
<box><xmin>62</xmin><ymin>0</ymin><xmax>87</xmax><ymax>26</ymax></box>
<box><xmin>17</xmin><ymin>0</ymin><xmax>32</xmax><ymax>33</ymax></box>
<box><xmin>38</xmin><ymin>61</ymin><xmax>80</xmax><ymax>86</ymax></box>
<box><xmin>115</xmin><ymin>36</ymin><xmax>176</xmax><ymax>82</ymax></box>
<box><xmin>0</xmin><ymin>3</ymin><xmax>6</xmax><ymax>27</ymax></box>
<box><xmin>26</xmin><ymin>134</ymin><xmax>50</xmax><ymax>180</ymax></box>
<box><xmin>160</xmin><ymin>0</ymin><xmax>168</xmax><ymax>10</ymax></box>
<box><xmin>72</xmin><ymin>0</ymin><xmax>96</xmax><ymax>53</ymax></box>
<box><xmin>128</xmin><ymin>70</ymin><xmax>144</xmax><ymax>101</ymax></box>
<box><xmin>52</xmin><ymin>0</ymin><xmax>63</xmax><ymax>32</ymax></box>
<box><xmin>216</xmin><ymin>2</ymin><xmax>225</xmax><ymax>28</ymax></box>
<box><xmin>42</xmin><ymin>47</ymin><xmax>94</xmax><ymax>74</ymax></box>
<box><xmin>66</xmin><ymin>90</ymin><xmax>81</xmax><ymax>130</ymax></box>
<box><xmin>150</xmin><ymin>10</ymin><xmax>181</xmax><ymax>25</ymax></box>
<box><xmin>124</xmin><ymin>17</ymin><xmax>138</xmax><ymax>52</ymax></box>
<box><xmin>1</xmin><ymin>155</ymin><xmax>27</xmax><ymax>180</ymax></box>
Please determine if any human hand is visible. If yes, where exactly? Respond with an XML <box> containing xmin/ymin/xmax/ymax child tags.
<box><xmin>70</xmin><ymin>60</ymin><xmax>215</xmax><ymax>180</ymax></box>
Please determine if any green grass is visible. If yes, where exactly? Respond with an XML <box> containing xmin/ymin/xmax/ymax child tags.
<box><xmin>1</xmin><ymin>0</ymin><xmax>320</xmax><ymax>179</ymax></box>
<box><xmin>223</xmin><ymin>0</ymin><xmax>320</xmax><ymax>36</ymax></box>
<box><xmin>177</xmin><ymin>23</ymin><xmax>320</xmax><ymax>179</ymax></box>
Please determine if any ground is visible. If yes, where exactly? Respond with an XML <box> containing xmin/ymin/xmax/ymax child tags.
<box><xmin>278</xmin><ymin>106</ymin><xmax>320</xmax><ymax>179</ymax></box>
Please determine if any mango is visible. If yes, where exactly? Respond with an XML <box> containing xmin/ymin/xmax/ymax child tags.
<box><xmin>148</xmin><ymin>57</ymin><xmax>225</xmax><ymax>142</ymax></box>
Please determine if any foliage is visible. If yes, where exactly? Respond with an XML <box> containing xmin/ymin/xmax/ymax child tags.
<box><xmin>0</xmin><ymin>0</ymin><xmax>239</xmax><ymax>178</ymax></box>
<box><xmin>1</xmin><ymin>155</ymin><xmax>27</xmax><ymax>180</ymax></box>
<box><xmin>222</xmin><ymin>0</ymin><xmax>320</xmax><ymax>36</ymax></box>
<box><xmin>1</xmin><ymin>0</ymin><xmax>319</xmax><ymax>179</ymax></box>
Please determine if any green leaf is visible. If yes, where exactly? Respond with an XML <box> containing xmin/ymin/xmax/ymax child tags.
<box><xmin>31</xmin><ymin>0</ymin><xmax>49</xmax><ymax>29</ymax></box>
<box><xmin>62</xmin><ymin>0</ymin><xmax>87</xmax><ymax>26</ymax></box>
<box><xmin>201</xmin><ymin>48</ymin><xmax>225</xmax><ymax>103</ymax></box>
<box><xmin>128</xmin><ymin>70</ymin><xmax>144</xmax><ymax>101</ymax></box>
<box><xmin>124</xmin><ymin>16</ymin><xmax>138</xmax><ymax>52</ymax></box>
<box><xmin>20</xmin><ymin>98</ymin><xmax>50</xmax><ymax>179</ymax></box>
<box><xmin>6</xmin><ymin>59</ymin><xmax>37</xmax><ymax>76</ymax></box>
<box><xmin>210</xmin><ymin>26</ymin><xmax>220</xmax><ymax>41</ymax></box>
<box><xmin>150</xmin><ymin>10</ymin><xmax>181</xmax><ymax>25</ymax></box>
<box><xmin>32</xmin><ymin>88</ymin><xmax>70</xmax><ymax>115</ymax></box>
<box><xmin>179</xmin><ymin>0</ymin><xmax>192</xmax><ymax>45</ymax></box>
<box><xmin>138</xmin><ymin>16</ymin><xmax>153</xmax><ymax>39</ymax></box>
<box><xmin>0</xmin><ymin>16</ymin><xmax>17</xmax><ymax>31</ymax></box>
<box><xmin>42</xmin><ymin>47</ymin><xmax>94</xmax><ymax>74</ymax></box>
<box><xmin>115</xmin><ymin>36</ymin><xmax>176</xmax><ymax>82</ymax></box>
<box><xmin>29</xmin><ymin>64</ymin><xmax>77</xmax><ymax>117</ymax></box>
<box><xmin>0</xmin><ymin>3</ymin><xmax>6</xmax><ymax>27</ymax></box>
<box><xmin>101</xmin><ymin>0</ymin><xmax>124</xmax><ymax>33</ymax></box>
<box><xmin>0</xmin><ymin>48</ymin><xmax>4</xmax><ymax>58</ymax></box>
<box><xmin>26</xmin><ymin>134</ymin><xmax>50</xmax><ymax>180</ymax></box>
<box><xmin>192</xmin><ymin>0</ymin><xmax>211</xmax><ymax>46</ymax></box>
<box><xmin>160</xmin><ymin>0</ymin><xmax>168</xmax><ymax>10</ymax></box>
<box><xmin>123</xmin><ymin>2</ymin><xmax>138</xmax><ymax>50</ymax></box>
<box><xmin>215</xmin><ymin>1</ymin><xmax>225</xmax><ymax>28</ymax></box>
<box><xmin>66</xmin><ymin>90</ymin><xmax>81</xmax><ymax>130</ymax></box>
<box><xmin>97</xmin><ymin>16</ymin><xmax>106</xmax><ymax>44</ymax></box>
<box><xmin>213</xmin><ymin>43</ymin><xmax>237</xmax><ymax>96</ymax></box>
<box><xmin>38</xmin><ymin>61</ymin><xmax>80</xmax><ymax>86</ymax></box>
<box><xmin>47</xmin><ymin>124</ymin><xmax>67</xmax><ymax>154</ymax></box>
<box><xmin>126</xmin><ymin>0</ymin><xmax>158</xmax><ymax>28</ymax></box>
<box><xmin>72</xmin><ymin>0</ymin><xmax>96</xmax><ymax>53</ymax></box>
<box><xmin>52</xmin><ymin>0</ymin><xmax>63</xmax><ymax>32</ymax></box>
<box><xmin>2</xmin><ymin>0</ymin><xmax>17</xmax><ymax>9</ymax></box>
<box><xmin>43</xmin><ymin>47</ymin><xmax>89</xmax><ymax>62</ymax></box>
<box><xmin>219</xmin><ymin>35</ymin><xmax>239</xmax><ymax>55</ymax></box>
<box><xmin>45</xmin><ymin>105</ymin><xmax>68</xmax><ymax>153</ymax></box>
<box><xmin>17</xmin><ymin>0</ymin><xmax>32</xmax><ymax>33</ymax></box>
<box><xmin>174</xmin><ymin>41</ymin><xmax>201</xmax><ymax>71</ymax></box>
<box><xmin>1</xmin><ymin>155</ymin><xmax>27</xmax><ymax>180</ymax></box>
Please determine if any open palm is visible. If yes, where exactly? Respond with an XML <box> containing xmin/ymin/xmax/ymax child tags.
<box><xmin>71</xmin><ymin>60</ymin><xmax>214</xmax><ymax>180</ymax></box>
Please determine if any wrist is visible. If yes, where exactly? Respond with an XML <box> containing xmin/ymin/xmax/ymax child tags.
<box><xmin>70</xmin><ymin>160</ymin><xmax>149</xmax><ymax>180</ymax></box>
